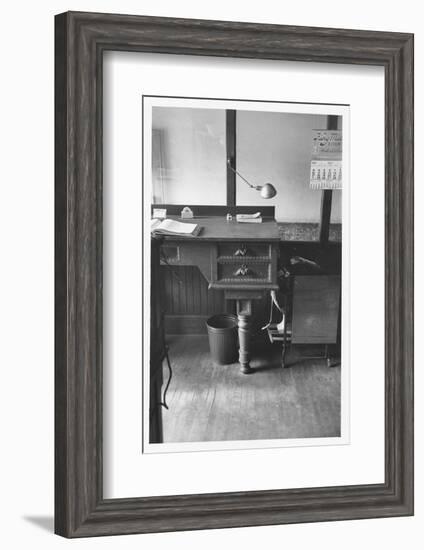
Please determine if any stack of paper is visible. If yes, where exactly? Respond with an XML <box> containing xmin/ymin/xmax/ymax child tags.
<box><xmin>151</xmin><ymin>218</ymin><xmax>201</xmax><ymax>237</ymax></box>
<box><xmin>236</xmin><ymin>212</ymin><xmax>262</xmax><ymax>223</ymax></box>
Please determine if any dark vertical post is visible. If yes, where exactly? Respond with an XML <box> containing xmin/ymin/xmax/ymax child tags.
<box><xmin>318</xmin><ymin>115</ymin><xmax>339</xmax><ymax>244</ymax></box>
<box><xmin>319</xmin><ymin>191</ymin><xmax>333</xmax><ymax>244</ymax></box>
<box><xmin>226</xmin><ymin>110</ymin><xmax>236</xmax><ymax>207</ymax></box>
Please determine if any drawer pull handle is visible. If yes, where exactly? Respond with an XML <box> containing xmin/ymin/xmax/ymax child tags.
<box><xmin>235</xmin><ymin>265</ymin><xmax>251</xmax><ymax>277</ymax></box>
<box><xmin>234</xmin><ymin>246</ymin><xmax>247</xmax><ymax>256</ymax></box>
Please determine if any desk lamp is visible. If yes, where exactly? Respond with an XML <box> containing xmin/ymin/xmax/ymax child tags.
<box><xmin>227</xmin><ymin>159</ymin><xmax>277</xmax><ymax>199</ymax></box>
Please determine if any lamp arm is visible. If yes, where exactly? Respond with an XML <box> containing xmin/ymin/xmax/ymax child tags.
<box><xmin>227</xmin><ymin>159</ymin><xmax>260</xmax><ymax>190</ymax></box>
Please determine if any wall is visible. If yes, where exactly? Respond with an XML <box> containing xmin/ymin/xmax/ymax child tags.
<box><xmin>0</xmin><ymin>2</ymin><xmax>421</xmax><ymax>550</ymax></box>
<box><xmin>237</xmin><ymin>111</ymin><xmax>341</xmax><ymax>222</ymax></box>
<box><xmin>152</xmin><ymin>107</ymin><xmax>227</xmax><ymax>204</ymax></box>
<box><xmin>152</xmin><ymin>108</ymin><xmax>342</xmax><ymax>222</ymax></box>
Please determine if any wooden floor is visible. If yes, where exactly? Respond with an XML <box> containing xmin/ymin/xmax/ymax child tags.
<box><xmin>161</xmin><ymin>335</ymin><xmax>341</xmax><ymax>443</ymax></box>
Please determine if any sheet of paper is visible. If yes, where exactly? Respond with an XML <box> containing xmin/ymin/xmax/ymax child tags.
<box><xmin>152</xmin><ymin>218</ymin><xmax>198</xmax><ymax>234</ymax></box>
<box><xmin>236</xmin><ymin>212</ymin><xmax>261</xmax><ymax>220</ymax></box>
<box><xmin>150</xmin><ymin>218</ymin><xmax>161</xmax><ymax>231</ymax></box>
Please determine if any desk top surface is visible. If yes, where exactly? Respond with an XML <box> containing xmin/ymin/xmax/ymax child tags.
<box><xmin>162</xmin><ymin>216</ymin><xmax>280</xmax><ymax>242</ymax></box>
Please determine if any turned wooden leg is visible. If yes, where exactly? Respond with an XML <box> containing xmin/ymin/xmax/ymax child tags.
<box><xmin>237</xmin><ymin>314</ymin><xmax>252</xmax><ymax>374</ymax></box>
<box><xmin>236</xmin><ymin>300</ymin><xmax>253</xmax><ymax>374</ymax></box>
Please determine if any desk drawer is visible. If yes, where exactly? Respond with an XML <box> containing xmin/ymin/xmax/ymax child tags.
<box><xmin>218</xmin><ymin>242</ymin><xmax>270</xmax><ymax>259</ymax></box>
<box><xmin>217</xmin><ymin>261</ymin><xmax>271</xmax><ymax>283</ymax></box>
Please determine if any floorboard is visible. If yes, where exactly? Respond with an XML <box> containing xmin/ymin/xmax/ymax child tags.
<box><xmin>160</xmin><ymin>335</ymin><xmax>341</xmax><ymax>444</ymax></box>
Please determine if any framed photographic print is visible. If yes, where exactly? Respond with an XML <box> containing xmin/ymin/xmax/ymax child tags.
<box><xmin>55</xmin><ymin>11</ymin><xmax>414</xmax><ymax>537</ymax></box>
<box><xmin>142</xmin><ymin>95</ymin><xmax>348</xmax><ymax>456</ymax></box>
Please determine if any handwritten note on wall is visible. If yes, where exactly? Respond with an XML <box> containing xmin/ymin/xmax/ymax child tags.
<box><xmin>310</xmin><ymin>130</ymin><xmax>342</xmax><ymax>190</ymax></box>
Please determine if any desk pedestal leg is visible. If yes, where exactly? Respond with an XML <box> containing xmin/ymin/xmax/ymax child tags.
<box><xmin>237</xmin><ymin>300</ymin><xmax>252</xmax><ymax>374</ymax></box>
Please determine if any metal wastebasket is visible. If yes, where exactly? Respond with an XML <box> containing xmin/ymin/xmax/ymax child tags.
<box><xmin>206</xmin><ymin>314</ymin><xmax>238</xmax><ymax>365</ymax></box>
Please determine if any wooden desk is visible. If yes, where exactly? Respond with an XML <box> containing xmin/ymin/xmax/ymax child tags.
<box><xmin>160</xmin><ymin>217</ymin><xmax>280</xmax><ymax>373</ymax></box>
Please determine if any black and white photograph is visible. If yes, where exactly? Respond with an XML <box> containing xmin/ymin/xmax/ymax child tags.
<box><xmin>0</xmin><ymin>0</ymin><xmax>416</xmax><ymax>545</ymax></box>
<box><xmin>145</xmin><ymin>96</ymin><xmax>348</xmax><ymax>452</ymax></box>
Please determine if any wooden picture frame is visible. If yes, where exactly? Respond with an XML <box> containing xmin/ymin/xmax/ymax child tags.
<box><xmin>55</xmin><ymin>11</ymin><xmax>414</xmax><ymax>537</ymax></box>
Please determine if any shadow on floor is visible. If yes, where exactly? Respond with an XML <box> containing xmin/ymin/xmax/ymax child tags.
<box><xmin>22</xmin><ymin>515</ymin><xmax>54</xmax><ymax>533</ymax></box>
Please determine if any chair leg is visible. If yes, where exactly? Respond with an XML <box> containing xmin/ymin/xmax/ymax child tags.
<box><xmin>325</xmin><ymin>344</ymin><xmax>332</xmax><ymax>367</ymax></box>
<box><xmin>282</xmin><ymin>331</ymin><xmax>287</xmax><ymax>368</ymax></box>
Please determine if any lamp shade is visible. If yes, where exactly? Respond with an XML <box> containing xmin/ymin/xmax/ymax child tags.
<box><xmin>259</xmin><ymin>183</ymin><xmax>277</xmax><ymax>199</ymax></box>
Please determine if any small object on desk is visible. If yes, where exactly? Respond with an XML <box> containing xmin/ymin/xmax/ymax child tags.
<box><xmin>181</xmin><ymin>206</ymin><xmax>194</xmax><ymax>219</ymax></box>
<box><xmin>152</xmin><ymin>208</ymin><xmax>167</xmax><ymax>220</ymax></box>
<box><xmin>151</xmin><ymin>218</ymin><xmax>201</xmax><ymax>237</ymax></box>
<box><xmin>236</xmin><ymin>212</ymin><xmax>262</xmax><ymax>223</ymax></box>
<box><xmin>226</xmin><ymin>213</ymin><xmax>233</xmax><ymax>221</ymax></box>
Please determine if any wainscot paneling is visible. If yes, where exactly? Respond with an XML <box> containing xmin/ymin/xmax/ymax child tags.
<box><xmin>162</xmin><ymin>265</ymin><xmax>226</xmax><ymax>334</ymax></box>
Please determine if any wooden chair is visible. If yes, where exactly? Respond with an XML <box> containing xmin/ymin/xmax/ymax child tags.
<box><xmin>268</xmin><ymin>275</ymin><xmax>341</xmax><ymax>368</ymax></box>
